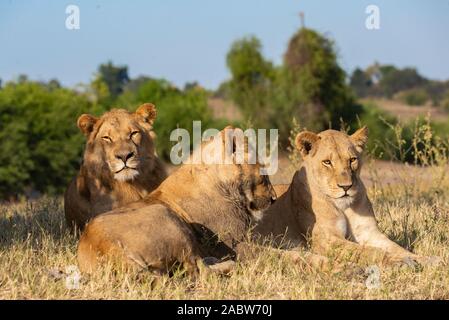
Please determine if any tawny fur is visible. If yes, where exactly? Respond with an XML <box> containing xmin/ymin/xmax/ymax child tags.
<box><xmin>256</xmin><ymin>127</ymin><xmax>438</xmax><ymax>266</ymax></box>
<box><xmin>77</xmin><ymin>127</ymin><xmax>276</xmax><ymax>274</ymax></box>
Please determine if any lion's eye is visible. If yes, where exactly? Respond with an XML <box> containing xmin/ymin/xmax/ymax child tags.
<box><xmin>322</xmin><ymin>160</ymin><xmax>332</xmax><ymax>166</ymax></box>
<box><xmin>102</xmin><ymin>136</ymin><xmax>112</xmax><ymax>143</ymax></box>
<box><xmin>350</xmin><ymin>157</ymin><xmax>358</xmax><ymax>163</ymax></box>
<box><xmin>130</xmin><ymin>131</ymin><xmax>140</xmax><ymax>139</ymax></box>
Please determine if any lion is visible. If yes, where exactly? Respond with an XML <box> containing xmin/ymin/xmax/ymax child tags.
<box><xmin>77</xmin><ymin>127</ymin><xmax>277</xmax><ymax>274</ymax></box>
<box><xmin>64</xmin><ymin>103</ymin><xmax>167</xmax><ymax>230</ymax></box>
<box><xmin>255</xmin><ymin>127</ymin><xmax>438</xmax><ymax>266</ymax></box>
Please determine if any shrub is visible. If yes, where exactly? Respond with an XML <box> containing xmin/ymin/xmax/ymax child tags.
<box><xmin>0</xmin><ymin>81</ymin><xmax>103</xmax><ymax>199</ymax></box>
<box><xmin>395</xmin><ymin>88</ymin><xmax>429</xmax><ymax>106</ymax></box>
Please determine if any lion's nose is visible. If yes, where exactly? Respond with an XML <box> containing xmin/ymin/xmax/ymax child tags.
<box><xmin>337</xmin><ymin>183</ymin><xmax>353</xmax><ymax>192</ymax></box>
<box><xmin>115</xmin><ymin>151</ymin><xmax>134</xmax><ymax>163</ymax></box>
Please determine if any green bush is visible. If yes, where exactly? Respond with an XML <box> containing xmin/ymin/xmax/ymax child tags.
<box><xmin>441</xmin><ymin>89</ymin><xmax>449</xmax><ymax>111</ymax></box>
<box><xmin>395</xmin><ymin>88</ymin><xmax>429</xmax><ymax>106</ymax></box>
<box><xmin>358</xmin><ymin>101</ymin><xmax>449</xmax><ymax>163</ymax></box>
<box><xmin>357</xmin><ymin>101</ymin><xmax>397</xmax><ymax>158</ymax></box>
<box><xmin>0</xmin><ymin>81</ymin><xmax>104</xmax><ymax>199</ymax></box>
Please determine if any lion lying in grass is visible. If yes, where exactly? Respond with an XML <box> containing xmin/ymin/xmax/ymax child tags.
<box><xmin>77</xmin><ymin>127</ymin><xmax>276</xmax><ymax>274</ymax></box>
<box><xmin>64</xmin><ymin>103</ymin><xmax>167</xmax><ymax>230</ymax></box>
<box><xmin>256</xmin><ymin>127</ymin><xmax>439</xmax><ymax>266</ymax></box>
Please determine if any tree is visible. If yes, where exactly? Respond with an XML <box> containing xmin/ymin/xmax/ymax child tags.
<box><xmin>223</xmin><ymin>28</ymin><xmax>362</xmax><ymax>145</ymax></box>
<box><xmin>97</xmin><ymin>61</ymin><xmax>129</xmax><ymax>100</ymax></box>
<box><xmin>379</xmin><ymin>67</ymin><xmax>427</xmax><ymax>97</ymax></box>
<box><xmin>350</xmin><ymin>68</ymin><xmax>372</xmax><ymax>97</ymax></box>
<box><xmin>226</xmin><ymin>36</ymin><xmax>274</xmax><ymax>127</ymax></box>
<box><xmin>281</xmin><ymin>28</ymin><xmax>360</xmax><ymax>130</ymax></box>
<box><xmin>0</xmin><ymin>80</ymin><xmax>102</xmax><ymax>199</ymax></box>
<box><xmin>123</xmin><ymin>76</ymin><xmax>153</xmax><ymax>94</ymax></box>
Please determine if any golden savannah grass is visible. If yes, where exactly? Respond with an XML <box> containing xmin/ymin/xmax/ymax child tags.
<box><xmin>1</xmin><ymin>120</ymin><xmax>449</xmax><ymax>300</ymax></box>
<box><xmin>1</xmin><ymin>185</ymin><xmax>448</xmax><ymax>299</ymax></box>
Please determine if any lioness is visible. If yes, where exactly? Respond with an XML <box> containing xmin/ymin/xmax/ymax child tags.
<box><xmin>77</xmin><ymin>127</ymin><xmax>276</xmax><ymax>274</ymax></box>
<box><xmin>256</xmin><ymin>127</ymin><xmax>435</xmax><ymax>266</ymax></box>
<box><xmin>64</xmin><ymin>103</ymin><xmax>167</xmax><ymax>230</ymax></box>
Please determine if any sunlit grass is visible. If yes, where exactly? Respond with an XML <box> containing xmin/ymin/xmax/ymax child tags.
<box><xmin>1</xmin><ymin>119</ymin><xmax>448</xmax><ymax>299</ymax></box>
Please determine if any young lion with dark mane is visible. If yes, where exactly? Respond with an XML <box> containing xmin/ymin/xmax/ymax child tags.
<box><xmin>77</xmin><ymin>127</ymin><xmax>277</xmax><ymax>275</ymax></box>
<box><xmin>64</xmin><ymin>103</ymin><xmax>167</xmax><ymax>230</ymax></box>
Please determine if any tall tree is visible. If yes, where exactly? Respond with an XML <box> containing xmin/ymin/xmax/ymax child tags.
<box><xmin>350</xmin><ymin>68</ymin><xmax>373</xmax><ymax>97</ymax></box>
<box><xmin>226</xmin><ymin>36</ymin><xmax>274</xmax><ymax>127</ymax></box>
<box><xmin>97</xmin><ymin>61</ymin><xmax>129</xmax><ymax>100</ymax></box>
<box><xmin>282</xmin><ymin>27</ymin><xmax>360</xmax><ymax>129</ymax></box>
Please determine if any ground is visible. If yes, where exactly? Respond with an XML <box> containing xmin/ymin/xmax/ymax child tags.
<box><xmin>1</xmin><ymin>159</ymin><xmax>448</xmax><ymax>299</ymax></box>
<box><xmin>363</xmin><ymin>98</ymin><xmax>449</xmax><ymax>123</ymax></box>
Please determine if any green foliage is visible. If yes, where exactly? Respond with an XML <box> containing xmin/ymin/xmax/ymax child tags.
<box><xmin>350</xmin><ymin>68</ymin><xmax>373</xmax><ymax>97</ymax></box>
<box><xmin>225</xmin><ymin>28</ymin><xmax>362</xmax><ymax>147</ymax></box>
<box><xmin>379</xmin><ymin>67</ymin><xmax>427</xmax><ymax>98</ymax></box>
<box><xmin>0</xmin><ymin>81</ymin><xmax>103</xmax><ymax>199</ymax></box>
<box><xmin>97</xmin><ymin>61</ymin><xmax>129</xmax><ymax>100</ymax></box>
<box><xmin>282</xmin><ymin>28</ymin><xmax>361</xmax><ymax>129</ymax></box>
<box><xmin>357</xmin><ymin>101</ymin><xmax>400</xmax><ymax>159</ymax></box>
<box><xmin>357</xmin><ymin>101</ymin><xmax>449</xmax><ymax>163</ymax></box>
<box><xmin>226</xmin><ymin>36</ymin><xmax>274</xmax><ymax>127</ymax></box>
<box><xmin>395</xmin><ymin>88</ymin><xmax>429</xmax><ymax>106</ymax></box>
<box><xmin>0</xmin><ymin>70</ymin><xmax>229</xmax><ymax>199</ymax></box>
<box><xmin>441</xmin><ymin>89</ymin><xmax>449</xmax><ymax>111</ymax></box>
<box><xmin>350</xmin><ymin>64</ymin><xmax>449</xmax><ymax>110</ymax></box>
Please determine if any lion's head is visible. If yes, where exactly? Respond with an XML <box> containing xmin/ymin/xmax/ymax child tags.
<box><xmin>188</xmin><ymin>126</ymin><xmax>277</xmax><ymax>221</ymax></box>
<box><xmin>77</xmin><ymin>103</ymin><xmax>158</xmax><ymax>182</ymax></box>
<box><xmin>295</xmin><ymin>127</ymin><xmax>368</xmax><ymax>210</ymax></box>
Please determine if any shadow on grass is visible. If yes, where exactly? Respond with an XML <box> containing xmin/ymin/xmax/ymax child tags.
<box><xmin>0</xmin><ymin>197</ymin><xmax>76</xmax><ymax>250</ymax></box>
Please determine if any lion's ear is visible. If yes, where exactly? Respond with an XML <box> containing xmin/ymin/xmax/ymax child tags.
<box><xmin>77</xmin><ymin>114</ymin><xmax>98</xmax><ymax>136</ymax></box>
<box><xmin>222</xmin><ymin>125</ymin><xmax>238</xmax><ymax>155</ymax></box>
<box><xmin>135</xmin><ymin>103</ymin><xmax>157</xmax><ymax>124</ymax></box>
<box><xmin>350</xmin><ymin>126</ymin><xmax>368</xmax><ymax>152</ymax></box>
<box><xmin>295</xmin><ymin>131</ymin><xmax>319</xmax><ymax>157</ymax></box>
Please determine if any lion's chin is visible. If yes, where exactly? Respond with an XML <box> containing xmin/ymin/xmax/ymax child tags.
<box><xmin>250</xmin><ymin>210</ymin><xmax>264</xmax><ymax>222</ymax></box>
<box><xmin>114</xmin><ymin>169</ymin><xmax>139</xmax><ymax>182</ymax></box>
<box><xmin>333</xmin><ymin>195</ymin><xmax>355</xmax><ymax>211</ymax></box>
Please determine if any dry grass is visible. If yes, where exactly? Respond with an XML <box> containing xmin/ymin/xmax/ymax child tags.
<box><xmin>1</xmin><ymin>161</ymin><xmax>449</xmax><ymax>300</ymax></box>
<box><xmin>361</xmin><ymin>98</ymin><xmax>449</xmax><ymax>123</ymax></box>
<box><xmin>1</xmin><ymin>118</ymin><xmax>448</xmax><ymax>300</ymax></box>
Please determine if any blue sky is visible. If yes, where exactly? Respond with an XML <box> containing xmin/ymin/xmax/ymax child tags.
<box><xmin>1</xmin><ymin>0</ymin><xmax>448</xmax><ymax>89</ymax></box>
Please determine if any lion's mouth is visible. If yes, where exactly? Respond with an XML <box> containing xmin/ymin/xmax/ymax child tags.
<box><xmin>114</xmin><ymin>166</ymin><xmax>140</xmax><ymax>182</ymax></box>
<box><xmin>332</xmin><ymin>192</ymin><xmax>353</xmax><ymax>200</ymax></box>
<box><xmin>115</xmin><ymin>166</ymin><xmax>138</xmax><ymax>174</ymax></box>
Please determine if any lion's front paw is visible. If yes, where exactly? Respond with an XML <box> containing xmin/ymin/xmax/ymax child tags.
<box><xmin>416</xmin><ymin>255</ymin><xmax>442</xmax><ymax>267</ymax></box>
<box><xmin>390</xmin><ymin>256</ymin><xmax>419</xmax><ymax>268</ymax></box>
<box><xmin>394</xmin><ymin>255</ymin><xmax>442</xmax><ymax>269</ymax></box>
<box><xmin>204</xmin><ymin>258</ymin><xmax>236</xmax><ymax>275</ymax></box>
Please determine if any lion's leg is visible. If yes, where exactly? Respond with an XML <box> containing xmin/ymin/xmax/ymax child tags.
<box><xmin>234</xmin><ymin>242</ymin><xmax>336</xmax><ymax>271</ymax></box>
<box><xmin>311</xmin><ymin>231</ymin><xmax>407</xmax><ymax>266</ymax></box>
<box><xmin>344</xmin><ymin>196</ymin><xmax>421</xmax><ymax>262</ymax></box>
<box><xmin>203</xmin><ymin>258</ymin><xmax>235</xmax><ymax>274</ymax></box>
